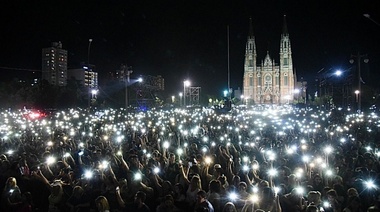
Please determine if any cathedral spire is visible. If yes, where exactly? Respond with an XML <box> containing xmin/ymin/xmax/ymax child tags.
<box><xmin>249</xmin><ymin>17</ymin><xmax>254</xmax><ymax>38</ymax></box>
<box><xmin>282</xmin><ymin>15</ymin><xmax>288</xmax><ymax>35</ymax></box>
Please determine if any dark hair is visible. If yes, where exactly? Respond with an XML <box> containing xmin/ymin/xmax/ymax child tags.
<box><xmin>306</xmin><ymin>204</ymin><xmax>319</xmax><ymax>212</ymax></box>
<box><xmin>209</xmin><ymin>180</ymin><xmax>221</xmax><ymax>193</ymax></box>
<box><xmin>136</xmin><ymin>191</ymin><xmax>147</xmax><ymax>202</ymax></box>
<box><xmin>197</xmin><ymin>190</ymin><xmax>207</xmax><ymax>198</ymax></box>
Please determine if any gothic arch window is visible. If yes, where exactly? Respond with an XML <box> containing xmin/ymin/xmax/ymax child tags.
<box><xmin>283</xmin><ymin>72</ymin><xmax>289</xmax><ymax>85</ymax></box>
<box><xmin>257</xmin><ymin>75</ymin><xmax>261</xmax><ymax>87</ymax></box>
<box><xmin>249</xmin><ymin>59</ymin><xmax>253</xmax><ymax>67</ymax></box>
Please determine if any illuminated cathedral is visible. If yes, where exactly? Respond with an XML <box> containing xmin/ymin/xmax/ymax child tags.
<box><xmin>242</xmin><ymin>16</ymin><xmax>296</xmax><ymax>105</ymax></box>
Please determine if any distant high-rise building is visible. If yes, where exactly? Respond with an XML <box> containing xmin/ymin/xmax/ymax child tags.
<box><xmin>67</xmin><ymin>65</ymin><xmax>98</xmax><ymax>88</ymax></box>
<box><xmin>242</xmin><ymin>16</ymin><xmax>296</xmax><ymax>104</ymax></box>
<box><xmin>42</xmin><ymin>41</ymin><xmax>68</xmax><ymax>86</ymax></box>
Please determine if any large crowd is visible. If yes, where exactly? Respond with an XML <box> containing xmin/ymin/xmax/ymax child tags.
<box><xmin>1</xmin><ymin>105</ymin><xmax>380</xmax><ymax>212</ymax></box>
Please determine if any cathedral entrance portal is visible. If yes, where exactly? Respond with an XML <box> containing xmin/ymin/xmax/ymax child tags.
<box><xmin>264</xmin><ymin>94</ymin><xmax>272</xmax><ymax>104</ymax></box>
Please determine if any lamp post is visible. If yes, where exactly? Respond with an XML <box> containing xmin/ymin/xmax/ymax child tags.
<box><xmin>183</xmin><ymin>80</ymin><xmax>190</xmax><ymax>107</ymax></box>
<box><xmin>350</xmin><ymin>53</ymin><xmax>368</xmax><ymax>113</ymax></box>
<box><xmin>91</xmin><ymin>89</ymin><xmax>98</xmax><ymax>106</ymax></box>
<box><xmin>88</xmin><ymin>39</ymin><xmax>93</xmax><ymax>65</ymax></box>
<box><xmin>179</xmin><ymin>92</ymin><xmax>183</xmax><ymax>107</ymax></box>
<box><xmin>87</xmin><ymin>39</ymin><xmax>93</xmax><ymax>108</ymax></box>
<box><xmin>355</xmin><ymin>90</ymin><xmax>360</xmax><ymax>105</ymax></box>
<box><xmin>122</xmin><ymin>65</ymin><xmax>133</xmax><ymax>109</ymax></box>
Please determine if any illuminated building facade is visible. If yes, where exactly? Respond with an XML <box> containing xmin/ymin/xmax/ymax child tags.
<box><xmin>42</xmin><ymin>41</ymin><xmax>68</xmax><ymax>86</ymax></box>
<box><xmin>243</xmin><ymin>16</ymin><xmax>296</xmax><ymax>104</ymax></box>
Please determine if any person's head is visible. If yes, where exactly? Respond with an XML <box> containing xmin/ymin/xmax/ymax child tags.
<box><xmin>346</xmin><ymin>187</ymin><xmax>359</xmax><ymax>197</ymax></box>
<box><xmin>6</xmin><ymin>177</ymin><xmax>17</xmax><ymax>187</ymax></box>
<box><xmin>72</xmin><ymin>186</ymin><xmax>84</xmax><ymax>197</ymax></box>
<box><xmin>134</xmin><ymin>191</ymin><xmax>147</xmax><ymax>204</ymax></box>
<box><xmin>95</xmin><ymin>196</ymin><xmax>110</xmax><ymax>212</ymax></box>
<box><xmin>51</xmin><ymin>183</ymin><xmax>63</xmax><ymax>196</ymax></box>
<box><xmin>306</xmin><ymin>204</ymin><xmax>320</xmax><ymax>212</ymax></box>
<box><xmin>169</xmin><ymin>153</ymin><xmax>176</xmax><ymax>163</ymax></box>
<box><xmin>223</xmin><ymin>202</ymin><xmax>237</xmax><ymax>212</ymax></box>
<box><xmin>209</xmin><ymin>180</ymin><xmax>221</xmax><ymax>193</ymax></box>
<box><xmin>197</xmin><ymin>190</ymin><xmax>207</xmax><ymax>203</ymax></box>
<box><xmin>238</xmin><ymin>182</ymin><xmax>247</xmax><ymax>193</ymax></box>
<box><xmin>174</xmin><ymin>183</ymin><xmax>185</xmax><ymax>195</ymax></box>
<box><xmin>191</xmin><ymin>143</ymin><xmax>198</xmax><ymax>150</ymax></box>
<box><xmin>313</xmin><ymin>175</ymin><xmax>323</xmax><ymax>184</ymax></box>
<box><xmin>258</xmin><ymin>180</ymin><xmax>270</xmax><ymax>188</ymax></box>
<box><xmin>162</xmin><ymin>180</ymin><xmax>172</xmax><ymax>191</ymax></box>
<box><xmin>163</xmin><ymin>194</ymin><xmax>174</xmax><ymax>207</ymax></box>
<box><xmin>213</xmin><ymin>164</ymin><xmax>222</xmax><ymax>176</ymax></box>
<box><xmin>307</xmin><ymin>191</ymin><xmax>321</xmax><ymax>205</ymax></box>
<box><xmin>326</xmin><ymin>189</ymin><xmax>338</xmax><ymax>202</ymax></box>
<box><xmin>191</xmin><ymin>175</ymin><xmax>202</xmax><ymax>189</ymax></box>
<box><xmin>0</xmin><ymin>154</ymin><xmax>7</xmax><ymax>161</ymax></box>
<box><xmin>232</xmin><ymin>175</ymin><xmax>240</xmax><ymax>186</ymax></box>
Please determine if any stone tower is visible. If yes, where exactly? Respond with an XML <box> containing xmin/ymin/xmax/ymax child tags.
<box><xmin>243</xmin><ymin>15</ymin><xmax>295</xmax><ymax>105</ymax></box>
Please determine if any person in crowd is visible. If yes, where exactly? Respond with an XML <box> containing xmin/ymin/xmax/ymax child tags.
<box><xmin>66</xmin><ymin>186</ymin><xmax>90</xmax><ymax>212</ymax></box>
<box><xmin>207</xmin><ymin>180</ymin><xmax>222</xmax><ymax>212</ymax></box>
<box><xmin>1</xmin><ymin>177</ymin><xmax>22</xmax><ymax>210</ymax></box>
<box><xmin>156</xmin><ymin>194</ymin><xmax>181</xmax><ymax>212</ymax></box>
<box><xmin>194</xmin><ymin>190</ymin><xmax>214</xmax><ymax>212</ymax></box>
<box><xmin>116</xmin><ymin>189</ymin><xmax>151</xmax><ymax>212</ymax></box>
<box><xmin>222</xmin><ymin>202</ymin><xmax>237</xmax><ymax>212</ymax></box>
<box><xmin>95</xmin><ymin>196</ymin><xmax>110</xmax><ymax>212</ymax></box>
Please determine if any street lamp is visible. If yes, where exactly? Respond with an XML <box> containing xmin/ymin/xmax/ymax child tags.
<box><xmin>87</xmin><ymin>38</ymin><xmax>93</xmax><ymax>109</ymax></box>
<box><xmin>334</xmin><ymin>70</ymin><xmax>342</xmax><ymax>77</ymax></box>
<box><xmin>179</xmin><ymin>92</ymin><xmax>183</xmax><ymax>107</ymax></box>
<box><xmin>350</xmin><ymin>53</ymin><xmax>368</xmax><ymax>113</ymax></box>
<box><xmin>88</xmin><ymin>39</ymin><xmax>93</xmax><ymax>65</ymax></box>
<box><xmin>183</xmin><ymin>80</ymin><xmax>190</xmax><ymax>106</ymax></box>
<box><xmin>294</xmin><ymin>89</ymin><xmax>300</xmax><ymax>102</ymax></box>
<box><xmin>355</xmin><ymin>90</ymin><xmax>360</xmax><ymax>104</ymax></box>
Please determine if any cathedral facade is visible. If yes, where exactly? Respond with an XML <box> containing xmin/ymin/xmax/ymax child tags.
<box><xmin>243</xmin><ymin>16</ymin><xmax>296</xmax><ymax>105</ymax></box>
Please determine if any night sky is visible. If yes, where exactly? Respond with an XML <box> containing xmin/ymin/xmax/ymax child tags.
<box><xmin>0</xmin><ymin>1</ymin><xmax>379</xmax><ymax>96</ymax></box>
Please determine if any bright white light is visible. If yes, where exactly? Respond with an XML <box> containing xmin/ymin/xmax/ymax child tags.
<box><xmin>249</xmin><ymin>194</ymin><xmax>259</xmax><ymax>203</ymax></box>
<box><xmin>364</xmin><ymin>180</ymin><xmax>377</xmax><ymax>189</ymax></box>
<box><xmin>324</xmin><ymin>146</ymin><xmax>333</xmax><ymax>154</ymax></box>
<box><xmin>153</xmin><ymin>167</ymin><xmax>160</xmax><ymax>174</ymax></box>
<box><xmin>228</xmin><ymin>192</ymin><xmax>238</xmax><ymax>201</ymax></box>
<box><xmin>205</xmin><ymin>157</ymin><xmax>212</xmax><ymax>164</ymax></box>
<box><xmin>134</xmin><ymin>172</ymin><xmax>142</xmax><ymax>181</ymax></box>
<box><xmin>84</xmin><ymin>170</ymin><xmax>93</xmax><ymax>179</ymax></box>
<box><xmin>295</xmin><ymin>186</ymin><xmax>304</xmax><ymax>195</ymax></box>
<box><xmin>268</xmin><ymin>168</ymin><xmax>278</xmax><ymax>177</ymax></box>
<box><xmin>46</xmin><ymin>156</ymin><xmax>56</xmax><ymax>165</ymax></box>
<box><xmin>163</xmin><ymin>141</ymin><xmax>170</xmax><ymax>149</ymax></box>
<box><xmin>177</xmin><ymin>148</ymin><xmax>183</xmax><ymax>155</ymax></box>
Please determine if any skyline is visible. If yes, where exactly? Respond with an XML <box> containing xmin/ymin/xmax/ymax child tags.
<box><xmin>0</xmin><ymin>1</ymin><xmax>379</xmax><ymax>96</ymax></box>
